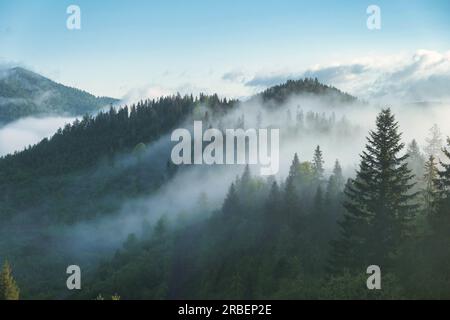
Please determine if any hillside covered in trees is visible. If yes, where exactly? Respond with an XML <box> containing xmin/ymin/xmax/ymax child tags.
<box><xmin>0</xmin><ymin>67</ymin><xmax>118</xmax><ymax>124</ymax></box>
<box><xmin>0</xmin><ymin>78</ymin><xmax>449</xmax><ymax>300</ymax></box>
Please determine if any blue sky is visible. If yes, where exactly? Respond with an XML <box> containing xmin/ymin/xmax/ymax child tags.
<box><xmin>0</xmin><ymin>0</ymin><xmax>449</xmax><ymax>99</ymax></box>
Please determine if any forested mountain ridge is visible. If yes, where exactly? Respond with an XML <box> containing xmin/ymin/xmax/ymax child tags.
<box><xmin>0</xmin><ymin>94</ymin><xmax>235</xmax><ymax>180</ymax></box>
<box><xmin>256</xmin><ymin>78</ymin><xmax>358</xmax><ymax>106</ymax></box>
<box><xmin>74</xmin><ymin>109</ymin><xmax>450</xmax><ymax>300</ymax></box>
<box><xmin>0</xmin><ymin>77</ymin><xmax>355</xmax><ymax>223</ymax></box>
<box><xmin>0</xmin><ymin>78</ymin><xmax>352</xmax><ymax>185</ymax></box>
<box><xmin>3</xmin><ymin>77</ymin><xmax>449</xmax><ymax>300</ymax></box>
<box><xmin>0</xmin><ymin>67</ymin><xmax>118</xmax><ymax>124</ymax></box>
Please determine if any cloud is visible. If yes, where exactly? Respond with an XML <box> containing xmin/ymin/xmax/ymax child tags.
<box><xmin>222</xmin><ymin>70</ymin><xmax>247</xmax><ymax>83</ymax></box>
<box><xmin>0</xmin><ymin>116</ymin><xmax>76</xmax><ymax>156</ymax></box>
<box><xmin>121</xmin><ymin>86</ymin><xmax>174</xmax><ymax>104</ymax></box>
<box><xmin>245</xmin><ymin>71</ymin><xmax>297</xmax><ymax>88</ymax></box>
<box><xmin>237</xmin><ymin>50</ymin><xmax>450</xmax><ymax>103</ymax></box>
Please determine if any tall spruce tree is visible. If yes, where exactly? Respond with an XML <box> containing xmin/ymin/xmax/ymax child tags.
<box><xmin>331</xmin><ymin>108</ymin><xmax>417</xmax><ymax>271</ymax></box>
<box><xmin>312</xmin><ymin>145</ymin><xmax>325</xmax><ymax>182</ymax></box>
<box><xmin>0</xmin><ymin>260</ymin><xmax>20</xmax><ymax>300</ymax></box>
<box><xmin>326</xmin><ymin>160</ymin><xmax>344</xmax><ymax>202</ymax></box>
<box><xmin>407</xmin><ymin>139</ymin><xmax>425</xmax><ymax>183</ymax></box>
<box><xmin>425</xmin><ymin>138</ymin><xmax>450</xmax><ymax>295</ymax></box>
<box><xmin>284</xmin><ymin>154</ymin><xmax>301</xmax><ymax>224</ymax></box>
<box><xmin>313</xmin><ymin>185</ymin><xmax>325</xmax><ymax>216</ymax></box>
<box><xmin>432</xmin><ymin>138</ymin><xmax>450</xmax><ymax>231</ymax></box>
<box><xmin>425</xmin><ymin>124</ymin><xmax>444</xmax><ymax>161</ymax></box>
<box><xmin>222</xmin><ymin>183</ymin><xmax>240</xmax><ymax>218</ymax></box>
<box><xmin>264</xmin><ymin>181</ymin><xmax>282</xmax><ymax>236</ymax></box>
<box><xmin>422</xmin><ymin>155</ymin><xmax>439</xmax><ymax>217</ymax></box>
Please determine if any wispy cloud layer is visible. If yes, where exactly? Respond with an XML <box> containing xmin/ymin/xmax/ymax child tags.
<box><xmin>227</xmin><ymin>50</ymin><xmax>450</xmax><ymax>103</ymax></box>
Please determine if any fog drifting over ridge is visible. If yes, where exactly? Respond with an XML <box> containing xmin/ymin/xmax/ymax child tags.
<box><xmin>1</xmin><ymin>83</ymin><xmax>450</xmax><ymax>283</ymax></box>
<box><xmin>2</xmin><ymin>57</ymin><xmax>450</xmax><ymax>246</ymax></box>
<box><xmin>51</xmin><ymin>92</ymin><xmax>450</xmax><ymax>259</ymax></box>
<box><xmin>2</xmin><ymin>49</ymin><xmax>449</xmax><ymax>157</ymax></box>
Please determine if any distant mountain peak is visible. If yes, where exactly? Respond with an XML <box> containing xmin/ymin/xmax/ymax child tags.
<box><xmin>0</xmin><ymin>67</ymin><xmax>118</xmax><ymax>124</ymax></box>
<box><xmin>256</xmin><ymin>78</ymin><xmax>357</xmax><ymax>106</ymax></box>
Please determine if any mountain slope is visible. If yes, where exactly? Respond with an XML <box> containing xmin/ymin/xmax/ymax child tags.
<box><xmin>256</xmin><ymin>78</ymin><xmax>357</xmax><ymax>106</ymax></box>
<box><xmin>0</xmin><ymin>79</ymin><xmax>363</xmax><ymax>299</ymax></box>
<box><xmin>0</xmin><ymin>78</ymin><xmax>359</xmax><ymax>225</ymax></box>
<box><xmin>0</xmin><ymin>67</ymin><xmax>118</xmax><ymax>124</ymax></box>
<box><xmin>0</xmin><ymin>79</ymin><xmax>357</xmax><ymax>185</ymax></box>
<box><xmin>0</xmin><ymin>79</ymin><xmax>357</xmax><ymax>186</ymax></box>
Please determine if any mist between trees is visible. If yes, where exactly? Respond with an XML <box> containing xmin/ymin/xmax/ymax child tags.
<box><xmin>1</xmin><ymin>79</ymin><xmax>450</xmax><ymax>299</ymax></box>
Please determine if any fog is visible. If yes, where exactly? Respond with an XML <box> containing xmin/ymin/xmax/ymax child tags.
<box><xmin>2</xmin><ymin>87</ymin><xmax>450</xmax><ymax>296</ymax></box>
<box><xmin>52</xmin><ymin>92</ymin><xmax>450</xmax><ymax>262</ymax></box>
<box><xmin>0</xmin><ymin>116</ymin><xmax>76</xmax><ymax>156</ymax></box>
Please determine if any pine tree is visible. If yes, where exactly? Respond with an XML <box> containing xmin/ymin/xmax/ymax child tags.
<box><xmin>312</xmin><ymin>146</ymin><xmax>325</xmax><ymax>182</ymax></box>
<box><xmin>240</xmin><ymin>165</ymin><xmax>252</xmax><ymax>190</ymax></box>
<box><xmin>266</xmin><ymin>181</ymin><xmax>281</xmax><ymax>216</ymax></box>
<box><xmin>407</xmin><ymin>139</ymin><xmax>425</xmax><ymax>182</ymax></box>
<box><xmin>422</xmin><ymin>155</ymin><xmax>439</xmax><ymax>217</ymax></box>
<box><xmin>331</xmin><ymin>108</ymin><xmax>417</xmax><ymax>271</ymax></box>
<box><xmin>264</xmin><ymin>181</ymin><xmax>281</xmax><ymax>236</ymax></box>
<box><xmin>424</xmin><ymin>124</ymin><xmax>444</xmax><ymax>161</ymax></box>
<box><xmin>332</xmin><ymin>160</ymin><xmax>344</xmax><ymax>189</ymax></box>
<box><xmin>326</xmin><ymin>160</ymin><xmax>345</xmax><ymax>202</ymax></box>
<box><xmin>424</xmin><ymin>138</ymin><xmax>450</xmax><ymax>294</ymax></box>
<box><xmin>0</xmin><ymin>260</ymin><xmax>20</xmax><ymax>300</ymax></box>
<box><xmin>284</xmin><ymin>154</ymin><xmax>301</xmax><ymax>224</ymax></box>
<box><xmin>289</xmin><ymin>153</ymin><xmax>301</xmax><ymax>178</ymax></box>
<box><xmin>222</xmin><ymin>183</ymin><xmax>240</xmax><ymax>218</ymax></box>
<box><xmin>313</xmin><ymin>185</ymin><xmax>324</xmax><ymax>216</ymax></box>
<box><xmin>432</xmin><ymin>138</ymin><xmax>450</xmax><ymax>230</ymax></box>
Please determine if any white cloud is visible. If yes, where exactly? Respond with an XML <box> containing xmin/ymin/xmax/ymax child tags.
<box><xmin>0</xmin><ymin>116</ymin><xmax>76</xmax><ymax>156</ymax></box>
<box><xmin>120</xmin><ymin>85</ymin><xmax>174</xmax><ymax>105</ymax></box>
<box><xmin>232</xmin><ymin>50</ymin><xmax>450</xmax><ymax>103</ymax></box>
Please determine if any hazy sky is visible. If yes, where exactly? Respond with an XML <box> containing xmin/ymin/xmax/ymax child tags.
<box><xmin>0</xmin><ymin>0</ymin><xmax>449</xmax><ymax>99</ymax></box>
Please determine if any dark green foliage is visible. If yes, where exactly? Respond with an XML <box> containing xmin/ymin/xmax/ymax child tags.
<box><xmin>284</xmin><ymin>154</ymin><xmax>301</xmax><ymax>225</ymax></box>
<box><xmin>0</xmin><ymin>260</ymin><xmax>20</xmax><ymax>300</ymax></box>
<box><xmin>332</xmin><ymin>109</ymin><xmax>417</xmax><ymax>272</ymax></box>
<box><xmin>406</xmin><ymin>139</ymin><xmax>425</xmax><ymax>186</ymax></box>
<box><xmin>422</xmin><ymin>155</ymin><xmax>439</xmax><ymax>216</ymax></box>
<box><xmin>403</xmin><ymin>140</ymin><xmax>450</xmax><ymax>298</ymax></box>
<box><xmin>0</xmin><ymin>93</ymin><xmax>235</xmax><ymax>222</ymax></box>
<box><xmin>312</xmin><ymin>145</ymin><xmax>325</xmax><ymax>183</ymax></box>
<box><xmin>427</xmin><ymin>140</ymin><xmax>450</xmax><ymax>287</ymax></box>
<box><xmin>326</xmin><ymin>160</ymin><xmax>344</xmax><ymax>202</ymax></box>
<box><xmin>257</xmin><ymin>78</ymin><xmax>357</xmax><ymax>106</ymax></box>
<box><xmin>74</xmin><ymin>145</ymin><xmax>354</xmax><ymax>300</ymax></box>
<box><xmin>1</xmin><ymin>77</ymin><xmax>449</xmax><ymax>299</ymax></box>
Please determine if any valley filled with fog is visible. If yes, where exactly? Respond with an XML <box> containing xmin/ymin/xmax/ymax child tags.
<box><xmin>1</xmin><ymin>77</ymin><xmax>450</xmax><ymax>299</ymax></box>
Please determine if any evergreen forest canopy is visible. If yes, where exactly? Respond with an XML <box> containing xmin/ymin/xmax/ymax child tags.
<box><xmin>0</xmin><ymin>76</ymin><xmax>449</xmax><ymax>300</ymax></box>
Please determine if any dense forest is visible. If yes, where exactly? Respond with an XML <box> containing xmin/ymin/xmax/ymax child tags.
<box><xmin>0</xmin><ymin>78</ymin><xmax>449</xmax><ymax>299</ymax></box>
<box><xmin>73</xmin><ymin>110</ymin><xmax>450</xmax><ymax>299</ymax></box>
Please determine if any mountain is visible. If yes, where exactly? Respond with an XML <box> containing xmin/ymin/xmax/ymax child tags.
<box><xmin>5</xmin><ymin>78</ymin><xmax>443</xmax><ymax>300</ymax></box>
<box><xmin>0</xmin><ymin>67</ymin><xmax>118</xmax><ymax>124</ymax></box>
<box><xmin>256</xmin><ymin>78</ymin><xmax>357</xmax><ymax>106</ymax></box>
<box><xmin>0</xmin><ymin>77</ymin><xmax>359</xmax><ymax>226</ymax></box>
<box><xmin>0</xmin><ymin>79</ymin><xmax>357</xmax><ymax>186</ymax></box>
